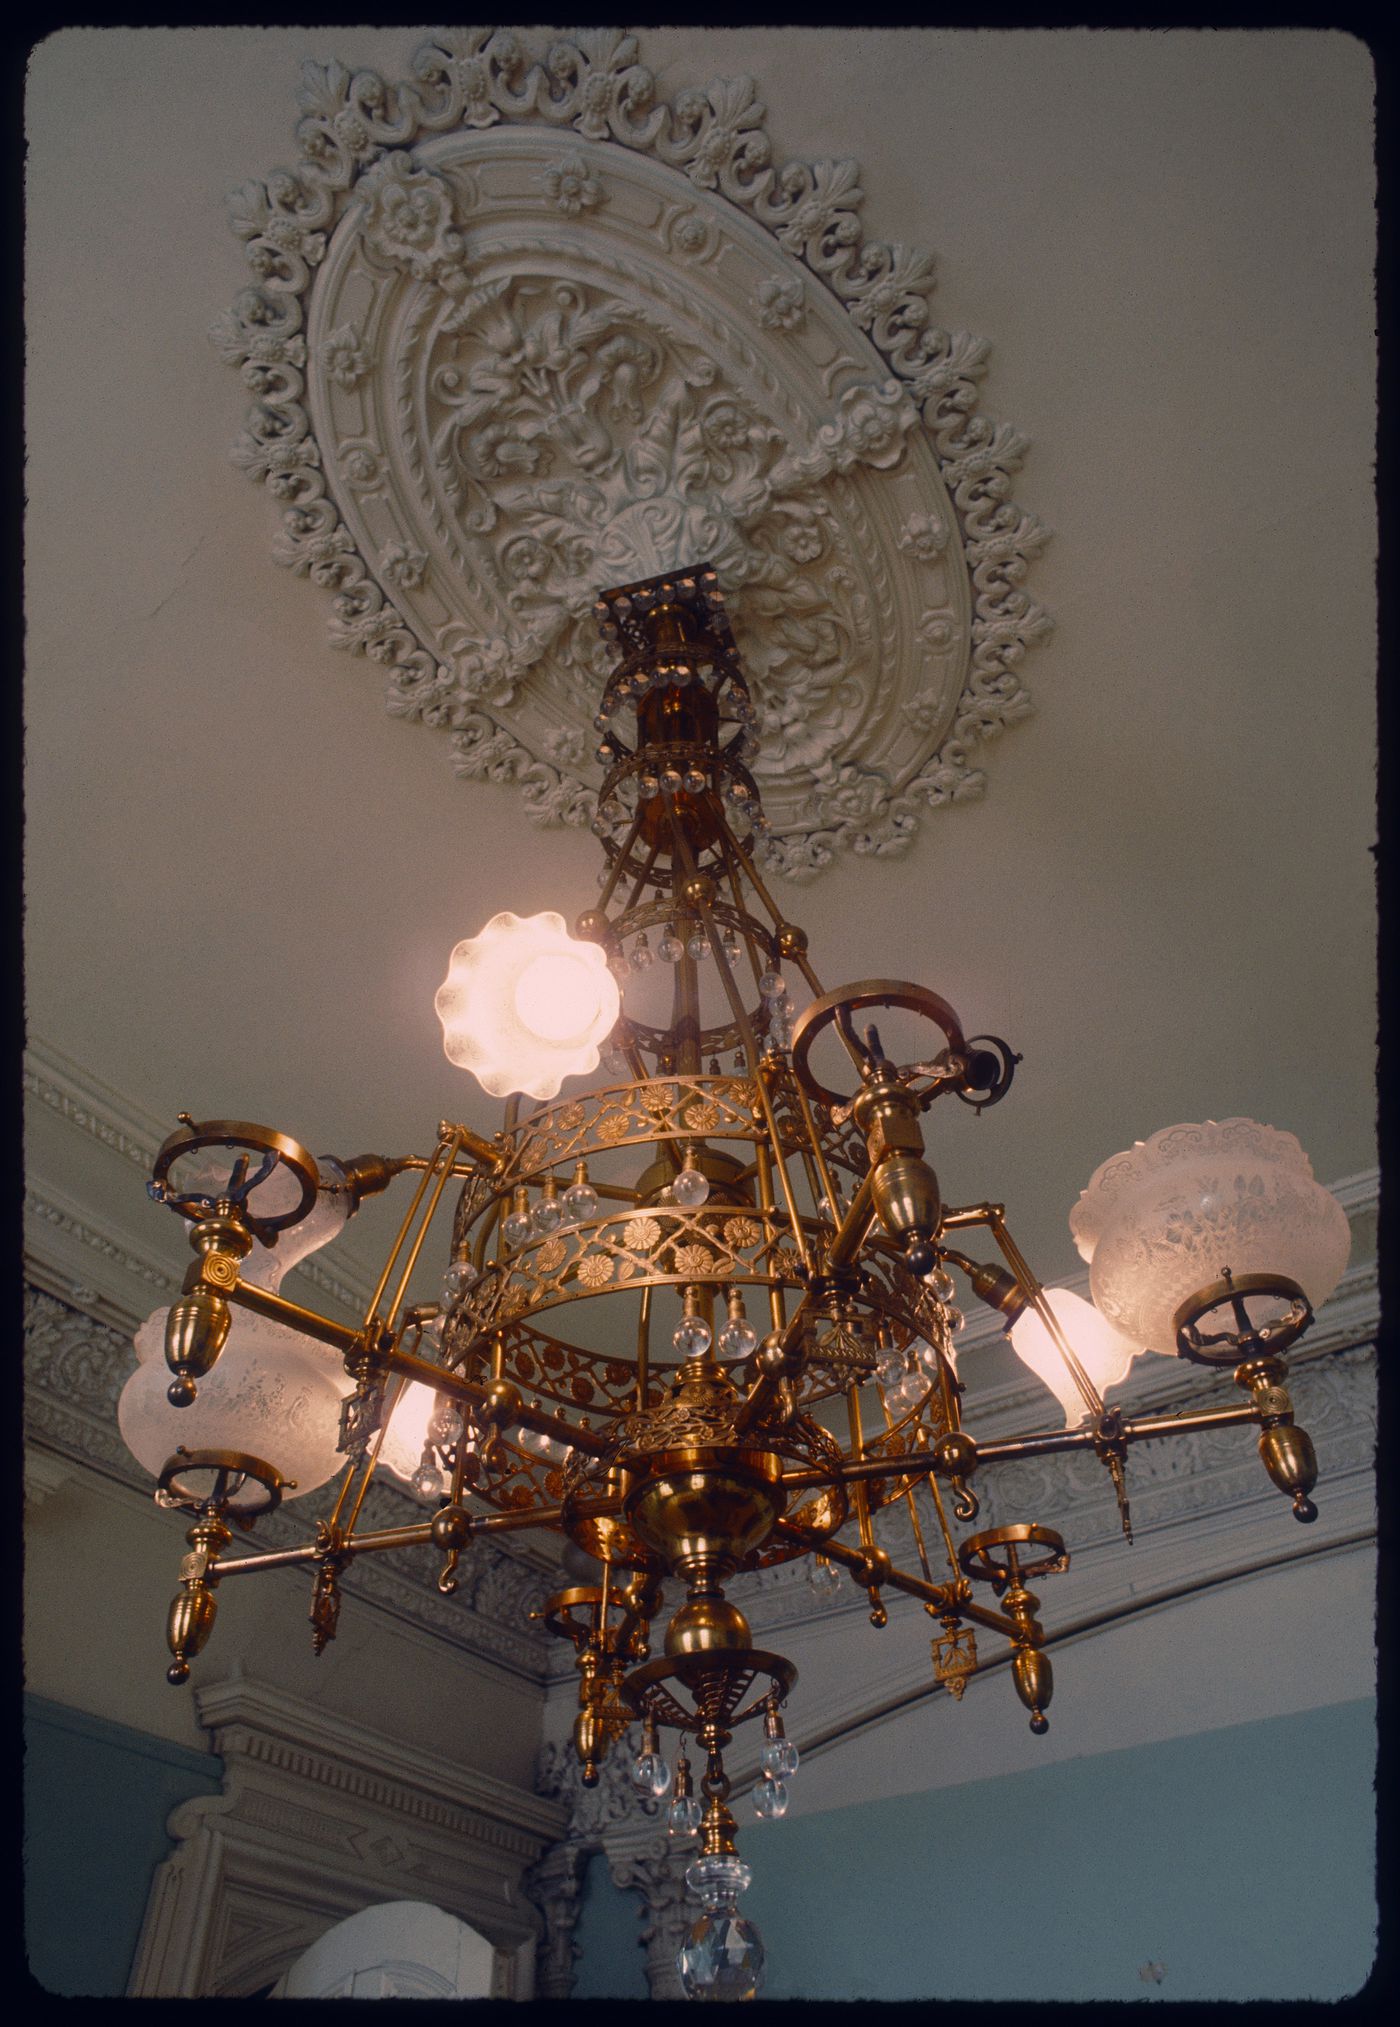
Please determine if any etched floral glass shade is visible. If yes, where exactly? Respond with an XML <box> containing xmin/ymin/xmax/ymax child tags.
<box><xmin>1070</xmin><ymin>1119</ymin><xmax>1351</xmax><ymax>1352</ymax></box>
<box><xmin>1008</xmin><ymin>1287</ymin><xmax>1143</xmax><ymax>1428</ymax></box>
<box><xmin>119</xmin><ymin>1165</ymin><xmax>355</xmax><ymax>1505</ymax></box>
<box><xmin>435</xmin><ymin>910</ymin><xmax>621</xmax><ymax>1101</ymax></box>
<box><xmin>120</xmin><ymin>1312</ymin><xmax>350</xmax><ymax>1506</ymax></box>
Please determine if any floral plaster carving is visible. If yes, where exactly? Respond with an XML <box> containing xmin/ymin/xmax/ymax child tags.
<box><xmin>218</xmin><ymin>26</ymin><xmax>1051</xmax><ymax>878</ymax></box>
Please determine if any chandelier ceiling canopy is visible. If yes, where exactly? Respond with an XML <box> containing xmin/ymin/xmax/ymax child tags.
<box><xmin>217</xmin><ymin>24</ymin><xmax>1049</xmax><ymax>879</ymax></box>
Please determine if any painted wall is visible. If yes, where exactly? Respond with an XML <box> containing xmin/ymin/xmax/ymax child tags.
<box><xmin>23</xmin><ymin>1695</ymin><xmax>223</xmax><ymax>1998</ymax></box>
<box><xmin>571</xmin><ymin>1854</ymin><xmax>652</xmax><ymax>2001</ymax></box>
<box><xmin>575</xmin><ymin>1697</ymin><xmax>1376</xmax><ymax>2003</ymax></box>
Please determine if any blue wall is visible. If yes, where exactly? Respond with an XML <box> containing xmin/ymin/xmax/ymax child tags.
<box><xmin>575</xmin><ymin>1698</ymin><xmax>1377</xmax><ymax>2002</ymax></box>
<box><xmin>572</xmin><ymin>1851</ymin><xmax>652</xmax><ymax>2000</ymax></box>
<box><xmin>23</xmin><ymin>1695</ymin><xmax>224</xmax><ymax>1998</ymax></box>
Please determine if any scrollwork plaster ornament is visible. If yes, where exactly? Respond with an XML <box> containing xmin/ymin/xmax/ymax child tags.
<box><xmin>218</xmin><ymin>25</ymin><xmax>1051</xmax><ymax>878</ymax></box>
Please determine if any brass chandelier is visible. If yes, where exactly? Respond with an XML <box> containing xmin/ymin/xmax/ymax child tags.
<box><xmin>123</xmin><ymin>566</ymin><xmax>1350</xmax><ymax>2001</ymax></box>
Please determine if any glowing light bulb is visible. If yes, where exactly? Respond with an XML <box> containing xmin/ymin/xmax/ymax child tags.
<box><xmin>436</xmin><ymin>910</ymin><xmax>620</xmax><ymax>1101</ymax></box>
<box><xmin>1009</xmin><ymin>1287</ymin><xmax>1140</xmax><ymax>1428</ymax></box>
<box><xmin>513</xmin><ymin>951</ymin><xmax>605</xmax><ymax>1044</ymax></box>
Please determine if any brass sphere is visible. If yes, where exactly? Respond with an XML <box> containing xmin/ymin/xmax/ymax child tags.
<box><xmin>680</xmin><ymin>872</ymin><xmax>717</xmax><ymax>908</ymax></box>
<box><xmin>483</xmin><ymin>1377</ymin><xmax>523</xmax><ymax>1421</ymax></box>
<box><xmin>776</xmin><ymin>922</ymin><xmax>808</xmax><ymax>957</ymax></box>
<box><xmin>574</xmin><ymin>909</ymin><xmax>610</xmax><ymax>943</ymax></box>
<box><xmin>860</xmin><ymin>1545</ymin><xmax>894</xmax><ymax>1587</ymax></box>
<box><xmin>665</xmin><ymin>1594</ymin><xmax>753</xmax><ymax>1657</ymax></box>
<box><xmin>756</xmin><ymin>1337</ymin><xmax>787</xmax><ymax>1379</ymax></box>
<box><xmin>430</xmin><ymin>1504</ymin><xmax>472</xmax><ymax>1550</ymax></box>
<box><xmin>933</xmin><ymin>1430</ymin><xmax>978</xmax><ymax>1478</ymax></box>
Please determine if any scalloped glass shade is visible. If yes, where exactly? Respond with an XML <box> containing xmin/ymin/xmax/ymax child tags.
<box><xmin>435</xmin><ymin>910</ymin><xmax>621</xmax><ymax>1101</ymax></box>
<box><xmin>1070</xmin><ymin>1118</ymin><xmax>1351</xmax><ymax>1351</ymax></box>
<box><xmin>121</xmin><ymin>1308</ymin><xmax>350</xmax><ymax>1501</ymax></box>
<box><xmin>1008</xmin><ymin>1287</ymin><xmax>1143</xmax><ymax>1428</ymax></box>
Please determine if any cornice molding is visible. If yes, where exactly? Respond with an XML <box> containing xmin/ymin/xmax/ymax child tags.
<box><xmin>194</xmin><ymin>1668</ymin><xmax>564</xmax><ymax>1848</ymax></box>
<box><xmin>218</xmin><ymin>25</ymin><xmax>1052</xmax><ymax>880</ymax></box>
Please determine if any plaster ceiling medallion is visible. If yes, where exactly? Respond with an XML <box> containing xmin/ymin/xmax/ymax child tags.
<box><xmin>216</xmin><ymin>27</ymin><xmax>1051</xmax><ymax>878</ymax></box>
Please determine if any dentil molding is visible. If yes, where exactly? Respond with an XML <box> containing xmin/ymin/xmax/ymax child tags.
<box><xmin>216</xmin><ymin>25</ymin><xmax>1051</xmax><ymax>879</ymax></box>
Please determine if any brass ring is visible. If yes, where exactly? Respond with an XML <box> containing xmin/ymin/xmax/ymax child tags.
<box><xmin>156</xmin><ymin>1446</ymin><xmax>285</xmax><ymax>1519</ymax></box>
<box><xmin>790</xmin><ymin>979</ymin><xmax>968</xmax><ymax>1111</ymax></box>
<box><xmin>1173</xmin><ymin>1273</ymin><xmax>1312</xmax><ymax>1366</ymax></box>
<box><xmin>151</xmin><ymin>1118</ymin><xmax>320</xmax><ymax>1233</ymax></box>
<box><xmin>958</xmin><ymin>1521</ymin><xmax>1069</xmax><ymax>1586</ymax></box>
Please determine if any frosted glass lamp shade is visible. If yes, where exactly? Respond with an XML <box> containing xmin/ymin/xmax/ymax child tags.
<box><xmin>435</xmin><ymin>910</ymin><xmax>621</xmax><ymax>1101</ymax></box>
<box><xmin>1008</xmin><ymin>1287</ymin><xmax>1141</xmax><ymax>1428</ymax></box>
<box><xmin>1070</xmin><ymin>1118</ymin><xmax>1351</xmax><ymax>1352</ymax></box>
<box><xmin>121</xmin><ymin>1309</ymin><xmax>350</xmax><ymax>1505</ymax></box>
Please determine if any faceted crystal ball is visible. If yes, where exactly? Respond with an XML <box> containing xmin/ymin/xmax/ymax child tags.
<box><xmin>678</xmin><ymin>1910</ymin><xmax>765</xmax><ymax>2001</ymax></box>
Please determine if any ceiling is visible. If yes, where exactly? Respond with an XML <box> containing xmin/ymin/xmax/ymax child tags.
<box><xmin>24</xmin><ymin>26</ymin><xmax>1376</xmax><ymax>1320</ymax></box>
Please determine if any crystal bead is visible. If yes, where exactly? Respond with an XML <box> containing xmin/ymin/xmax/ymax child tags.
<box><xmin>927</xmin><ymin>1267</ymin><xmax>957</xmax><ymax>1304</ymax></box>
<box><xmin>876</xmin><ymin>1348</ymin><xmax>907</xmax><ymax>1389</ymax></box>
<box><xmin>761</xmin><ymin>1738</ymin><xmax>799</xmax><ymax>1779</ymax></box>
<box><xmin>671</xmin><ymin>1167</ymin><xmax>710</xmax><ymax>1208</ymax></box>
<box><xmin>502</xmin><ymin>1210</ymin><xmax>531</xmax><ymax>1247</ymax></box>
<box><xmin>915</xmin><ymin>1337</ymin><xmax>942</xmax><ymax>1373</ymax></box>
<box><xmin>639</xmin><ymin>771</ymin><xmax>660</xmax><ymax>798</ymax></box>
<box><xmin>631</xmin><ymin>933</ymin><xmax>654</xmax><ymax>971</ymax></box>
<box><xmin>561</xmin><ymin>1180</ymin><xmax>599</xmax><ymax>1224</ymax></box>
<box><xmin>893</xmin><ymin>1368</ymin><xmax>928</xmax><ymax>1410</ymax></box>
<box><xmin>444</xmin><ymin>1258</ymin><xmax>477</xmax><ymax>1297</ymax></box>
<box><xmin>753</xmin><ymin>1775</ymin><xmax>789</xmax><ymax>1819</ymax></box>
<box><xmin>683</xmin><ymin>768</ymin><xmax>707</xmax><ymax>795</ymax></box>
<box><xmin>601</xmin><ymin>1048</ymin><xmax>628</xmax><ymax>1077</ymax></box>
<box><xmin>667</xmin><ymin>1794</ymin><xmax>704</xmax><ymax>1837</ymax></box>
<box><xmin>720</xmin><ymin>932</ymin><xmax>742</xmax><ymax>965</ymax></box>
<box><xmin>717</xmin><ymin>1316</ymin><xmax>758</xmax><ymax>1360</ymax></box>
<box><xmin>685</xmin><ymin>932</ymin><xmax>708</xmax><ymax>962</ymax></box>
<box><xmin>532</xmin><ymin>1197</ymin><xmax>563</xmax><ymax>1235</ymax></box>
<box><xmin>146</xmin><ymin>1180</ymin><xmax>167</xmax><ymax>1203</ymax></box>
<box><xmin>428</xmin><ymin>1408</ymin><xmax>462</xmax><ymax>1446</ymax></box>
<box><xmin>658</xmin><ymin>929</ymin><xmax>684</xmax><ymax>963</ymax></box>
<box><xmin>661</xmin><ymin>767</ymin><xmax>684</xmax><ymax>796</ymax></box>
<box><xmin>411</xmin><ymin>1464</ymin><xmax>443</xmax><ymax>1502</ymax></box>
<box><xmin>946</xmin><ymin>1306</ymin><xmax>965</xmax><ymax>1334</ymax></box>
<box><xmin>632</xmin><ymin>1751</ymin><xmax>672</xmax><ymax>1798</ymax></box>
<box><xmin>672</xmin><ymin>1315</ymin><xmax>713</xmax><ymax>1358</ymax></box>
<box><xmin>685</xmin><ymin>1854</ymin><xmax>752</xmax><ymax>1901</ymax></box>
<box><xmin>806</xmin><ymin>1556</ymin><xmax>842</xmax><ymax>1598</ymax></box>
<box><xmin>759</xmin><ymin>969</ymin><xmax>787</xmax><ymax>1000</ymax></box>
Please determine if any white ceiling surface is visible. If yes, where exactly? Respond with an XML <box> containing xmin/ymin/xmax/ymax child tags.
<box><xmin>25</xmin><ymin>28</ymin><xmax>1376</xmax><ymax>1308</ymax></box>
